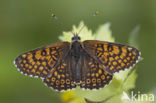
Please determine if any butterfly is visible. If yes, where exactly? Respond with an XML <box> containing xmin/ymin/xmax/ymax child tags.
<box><xmin>14</xmin><ymin>33</ymin><xmax>141</xmax><ymax>91</ymax></box>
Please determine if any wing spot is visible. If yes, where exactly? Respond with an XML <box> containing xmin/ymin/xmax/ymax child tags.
<box><xmin>46</xmin><ymin>78</ymin><xmax>50</xmax><ymax>82</ymax></box>
<box><xmin>46</xmin><ymin>56</ymin><xmax>51</xmax><ymax>60</ymax></box>
<box><xmin>45</xmin><ymin>48</ymin><xmax>50</xmax><ymax>55</ymax></box>
<box><xmin>51</xmin><ymin>50</ymin><xmax>56</xmax><ymax>54</ymax></box>
<box><xmin>124</xmin><ymin>59</ymin><xmax>127</xmax><ymax>63</ymax></box>
<box><xmin>37</xmin><ymin>61</ymin><xmax>41</xmax><ymax>65</ymax></box>
<box><xmin>118</xmin><ymin>59</ymin><xmax>122</xmax><ymax>63</ymax></box>
<box><xmin>31</xmin><ymin>69</ymin><xmax>35</xmax><ymax>73</ymax></box>
<box><xmin>132</xmin><ymin>56</ymin><xmax>135</xmax><ymax>60</ymax></box>
<box><xmin>26</xmin><ymin>69</ymin><xmax>30</xmax><ymax>73</ymax></box>
<box><xmin>61</xmin><ymin>85</ymin><xmax>65</xmax><ymax>88</ymax></box>
<box><xmin>117</xmin><ymin>66</ymin><xmax>120</xmax><ymax>70</ymax></box>
<box><xmin>92</xmin><ymin>78</ymin><xmax>96</xmax><ymax>83</ymax></box>
<box><xmin>127</xmin><ymin>57</ymin><xmax>130</xmax><ymax>61</ymax></box>
<box><xmin>51</xmin><ymin>77</ymin><xmax>56</xmax><ymax>82</ymax></box>
<box><xmin>107</xmin><ymin>76</ymin><xmax>110</xmax><ymax>79</ymax></box>
<box><xmin>91</xmin><ymin>73</ymin><xmax>95</xmax><ymax>77</ymax></box>
<box><xmin>113</xmin><ymin>46</ymin><xmax>120</xmax><ymax>54</ymax></box>
<box><xmin>39</xmin><ymin>66</ymin><xmax>44</xmax><ymax>71</ymax></box>
<box><xmin>28</xmin><ymin>65</ymin><xmax>32</xmax><ymax>69</ymax></box>
<box><xmin>93</xmin><ymin>84</ymin><xmax>96</xmax><ymax>87</ymax></box>
<box><xmin>128</xmin><ymin>47</ymin><xmax>133</xmax><ymax>51</ymax></box>
<box><xmin>109</xmin><ymin>57</ymin><xmax>114</xmax><ymax>61</ymax></box>
<box><xmin>36</xmin><ymin>71</ymin><xmax>40</xmax><ymax>75</ymax></box>
<box><xmin>22</xmin><ymin>54</ymin><xmax>27</xmax><ymax>58</ymax></box>
<box><xmin>61</xmin><ymin>79</ymin><xmax>65</xmax><ymax>84</ymax></box>
<box><xmin>101</xmin><ymin>75</ymin><xmax>105</xmax><ymax>80</ymax></box>
<box><xmin>35</xmin><ymin>51</ymin><xmax>41</xmax><ymax>60</ymax></box>
<box><xmin>104</xmin><ymin>44</ymin><xmax>108</xmax><ymax>51</ymax></box>
<box><xmin>20</xmin><ymin>64</ymin><xmax>24</xmax><ymax>67</ymax></box>
<box><xmin>61</xmin><ymin>65</ymin><xmax>65</xmax><ymax>69</ymax></box>
<box><xmin>110</xmin><ymin>66</ymin><xmax>114</xmax><ymax>70</ymax></box>
<box><xmin>43</xmin><ymin>70</ymin><xmax>47</xmax><ymax>75</ymax></box>
<box><xmin>23</xmin><ymin>60</ymin><xmax>26</xmax><ymax>63</ymax></box>
<box><xmin>66</xmin><ymin>79</ymin><xmax>70</xmax><ymax>84</ymax></box>
<box><xmin>54</xmin><ymin>71</ymin><xmax>58</xmax><ymax>76</ymax></box>
<box><xmin>32</xmin><ymin>61</ymin><xmax>35</xmax><ymax>65</ymax></box>
<box><xmin>97</xmin><ymin>79</ymin><xmax>101</xmax><ymax>83</ymax></box>
<box><xmin>90</xmin><ymin>64</ymin><xmax>94</xmax><ymax>68</ymax></box>
<box><xmin>115</xmin><ymin>56</ymin><xmax>119</xmax><ymax>60</ymax></box>
<box><xmin>34</xmin><ymin>65</ymin><xmax>38</xmax><ymax>69</ymax></box>
<box><xmin>129</xmin><ymin>53</ymin><xmax>132</xmax><ymax>56</ymax></box>
<box><xmin>56</xmin><ymin>80</ymin><xmax>60</xmax><ymax>85</ymax></box>
<box><xmin>122</xmin><ymin>47</ymin><xmax>127</xmax><ymax>53</ymax></box>
<box><xmin>97</xmin><ymin>48</ymin><xmax>103</xmax><ymax>51</ymax></box>
<box><xmin>113</xmin><ymin>61</ymin><xmax>117</xmax><ymax>66</ymax></box>
<box><xmin>96</xmin><ymin>73</ymin><xmax>99</xmax><ymax>77</ymax></box>
<box><xmin>109</xmin><ymin>52</ymin><xmax>114</xmax><ymax>56</ymax></box>
<box><xmin>104</xmin><ymin>52</ymin><xmax>109</xmax><ymax>56</ymax></box>
<box><xmin>120</xmin><ymin>55</ymin><xmax>124</xmax><ymax>59</ymax></box>
<box><xmin>61</xmin><ymin>74</ymin><xmax>65</xmax><ymax>78</ymax></box>
<box><xmin>57</xmin><ymin>75</ymin><xmax>61</xmax><ymax>79</ymax></box>
<box><xmin>132</xmin><ymin>51</ymin><xmax>136</xmax><ymax>55</ymax></box>
<box><xmin>127</xmin><ymin>63</ymin><xmax>130</xmax><ymax>66</ymax></box>
<box><xmin>121</xmin><ymin>63</ymin><xmax>125</xmax><ymax>67</ymax></box>
<box><xmin>42</xmin><ymin>61</ymin><xmax>47</xmax><ymax>66</ymax></box>
<box><xmin>86</xmin><ymin>79</ymin><xmax>91</xmax><ymax>84</ymax></box>
<box><xmin>98</xmin><ymin>69</ymin><xmax>102</xmax><ymax>74</ymax></box>
<box><xmin>29</xmin><ymin>59</ymin><xmax>34</xmax><ymax>63</ymax></box>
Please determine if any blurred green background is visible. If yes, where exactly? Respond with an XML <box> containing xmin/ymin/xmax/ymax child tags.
<box><xmin>0</xmin><ymin>0</ymin><xmax>156</xmax><ymax>103</ymax></box>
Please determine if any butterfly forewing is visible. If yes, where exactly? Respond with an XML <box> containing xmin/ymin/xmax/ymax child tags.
<box><xmin>83</xmin><ymin>40</ymin><xmax>141</xmax><ymax>74</ymax></box>
<box><xmin>80</xmin><ymin>53</ymin><xmax>113</xmax><ymax>90</ymax></box>
<box><xmin>14</xmin><ymin>42</ymin><xmax>70</xmax><ymax>78</ymax></box>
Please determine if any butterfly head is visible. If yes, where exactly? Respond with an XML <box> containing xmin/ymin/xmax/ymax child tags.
<box><xmin>71</xmin><ymin>33</ymin><xmax>81</xmax><ymax>42</ymax></box>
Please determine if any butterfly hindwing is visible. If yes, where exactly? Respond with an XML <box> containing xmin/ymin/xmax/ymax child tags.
<box><xmin>79</xmin><ymin>53</ymin><xmax>113</xmax><ymax>90</ymax></box>
<box><xmin>43</xmin><ymin>55</ymin><xmax>77</xmax><ymax>91</ymax></box>
<box><xmin>14</xmin><ymin>42</ymin><xmax>70</xmax><ymax>78</ymax></box>
<box><xmin>83</xmin><ymin>40</ymin><xmax>141</xmax><ymax>74</ymax></box>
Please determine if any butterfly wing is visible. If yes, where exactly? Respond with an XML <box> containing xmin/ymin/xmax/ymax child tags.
<box><xmin>79</xmin><ymin>53</ymin><xmax>113</xmax><ymax>90</ymax></box>
<box><xmin>43</xmin><ymin>55</ymin><xmax>77</xmax><ymax>91</ymax></box>
<box><xmin>83</xmin><ymin>40</ymin><xmax>141</xmax><ymax>74</ymax></box>
<box><xmin>14</xmin><ymin>42</ymin><xmax>70</xmax><ymax>78</ymax></box>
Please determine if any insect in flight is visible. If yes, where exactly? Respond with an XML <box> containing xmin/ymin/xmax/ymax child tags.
<box><xmin>14</xmin><ymin>32</ymin><xmax>141</xmax><ymax>91</ymax></box>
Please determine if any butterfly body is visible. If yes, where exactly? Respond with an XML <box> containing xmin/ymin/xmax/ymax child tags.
<box><xmin>68</xmin><ymin>36</ymin><xmax>87</xmax><ymax>83</ymax></box>
<box><xmin>14</xmin><ymin>34</ymin><xmax>141</xmax><ymax>91</ymax></box>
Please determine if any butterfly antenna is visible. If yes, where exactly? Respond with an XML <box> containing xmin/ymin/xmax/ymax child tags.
<box><xmin>77</xmin><ymin>11</ymin><xmax>100</xmax><ymax>35</ymax></box>
<box><xmin>51</xmin><ymin>12</ymin><xmax>74</xmax><ymax>35</ymax></box>
<box><xmin>93</xmin><ymin>11</ymin><xmax>99</xmax><ymax>16</ymax></box>
<box><xmin>51</xmin><ymin>13</ymin><xmax>65</xmax><ymax>27</ymax></box>
<box><xmin>77</xmin><ymin>24</ymin><xmax>85</xmax><ymax>35</ymax></box>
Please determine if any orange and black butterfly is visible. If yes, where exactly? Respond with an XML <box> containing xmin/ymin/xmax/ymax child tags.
<box><xmin>14</xmin><ymin>33</ymin><xmax>141</xmax><ymax>91</ymax></box>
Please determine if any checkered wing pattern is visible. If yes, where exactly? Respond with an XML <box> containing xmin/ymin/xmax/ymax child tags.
<box><xmin>14</xmin><ymin>42</ymin><xmax>70</xmax><ymax>78</ymax></box>
<box><xmin>83</xmin><ymin>40</ymin><xmax>141</xmax><ymax>74</ymax></box>
<box><xmin>43</xmin><ymin>55</ymin><xmax>76</xmax><ymax>91</ymax></box>
<box><xmin>80</xmin><ymin>53</ymin><xmax>113</xmax><ymax>90</ymax></box>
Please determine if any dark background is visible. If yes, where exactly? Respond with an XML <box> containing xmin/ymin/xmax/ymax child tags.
<box><xmin>0</xmin><ymin>0</ymin><xmax>156</xmax><ymax>103</ymax></box>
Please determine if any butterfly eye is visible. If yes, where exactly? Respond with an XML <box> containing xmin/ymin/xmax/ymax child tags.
<box><xmin>78</xmin><ymin>37</ymin><xmax>81</xmax><ymax>40</ymax></box>
<box><xmin>72</xmin><ymin>37</ymin><xmax>75</xmax><ymax>41</ymax></box>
